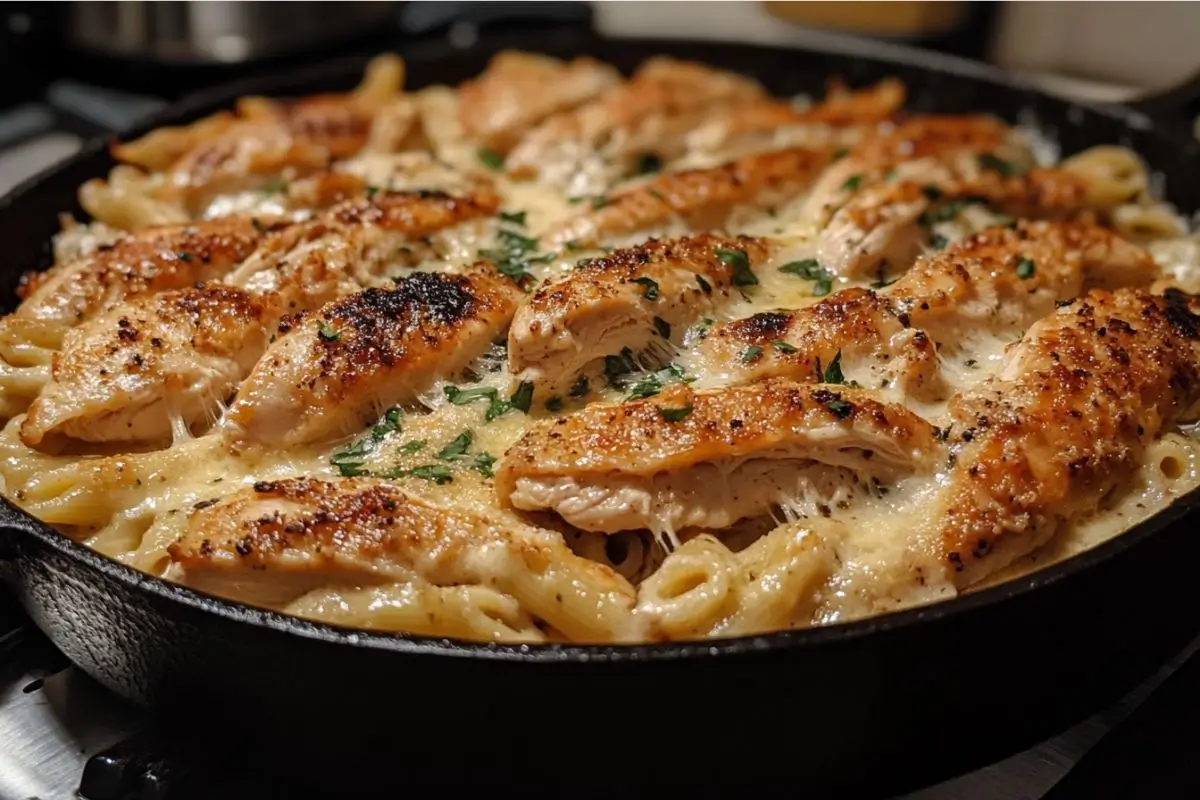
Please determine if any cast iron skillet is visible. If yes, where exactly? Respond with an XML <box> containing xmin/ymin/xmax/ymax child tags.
<box><xmin>2</xmin><ymin>29</ymin><xmax>1200</xmax><ymax>797</ymax></box>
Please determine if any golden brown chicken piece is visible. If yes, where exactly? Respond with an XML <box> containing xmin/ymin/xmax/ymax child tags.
<box><xmin>458</xmin><ymin>50</ymin><xmax>620</xmax><ymax>153</ymax></box>
<box><xmin>497</xmin><ymin>379</ymin><xmax>942</xmax><ymax>540</ymax></box>
<box><xmin>11</xmin><ymin>215</ymin><xmax>274</xmax><ymax>332</ymax></box>
<box><xmin>105</xmin><ymin>54</ymin><xmax>405</xmax><ymax>214</ymax></box>
<box><xmin>226</xmin><ymin>262</ymin><xmax>524</xmax><ymax>449</ymax></box>
<box><xmin>817</xmin><ymin>164</ymin><xmax>1092</xmax><ymax>278</ymax></box>
<box><xmin>549</xmin><ymin>147</ymin><xmax>831</xmax><ymax>248</ymax></box>
<box><xmin>167</xmin><ymin>477</ymin><xmax>640</xmax><ymax>641</ymax></box>
<box><xmin>684</xmin><ymin>78</ymin><xmax>905</xmax><ymax>158</ymax></box>
<box><xmin>935</xmin><ymin>288</ymin><xmax>1200</xmax><ymax>588</ymax></box>
<box><xmin>20</xmin><ymin>285</ymin><xmax>275</xmax><ymax>449</ymax></box>
<box><xmin>505</xmin><ymin>56</ymin><xmax>766</xmax><ymax>186</ymax></box>
<box><xmin>692</xmin><ymin>220</ymin><xmax>1156</xmax><ymax>400</ymax></box>
<box><xmin>508</xmin><ymin>234</ymin><xmax>771</xmax><ymax>400</ymax></box>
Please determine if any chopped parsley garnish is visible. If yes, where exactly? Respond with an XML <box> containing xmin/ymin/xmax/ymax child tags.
<box><xmin>591</xmin><ymin>195</ymin><xmax>609</xmax><ymax>210</ymax></box>
<box><xmin>929</xmin><ymin>233</ymin><xmax>950</xmax><ymax>250</ymax></box>
<box><xmin>687</xmin><ymin>316</ymin><xmax>715</xmax><ymax>342</ymax></box>
<box><xmin>657</xmin><ymin>404</ymin><xmax>694</xmax><ymax>423</ymax></box>
<box><xmin>371</xmin><ymin>407</ymin><xmax>402</xmax><ymax>440</ymax></box>
<box><xmin>317</xmin><ymin>321</ymin><xmax>340</xmax><ymax>341</ymax></box>
<box><xmin>633</xmin><ymin>276</ymin><xmax>660</xmax><ymax>301</ymax></box>
<box><xmin>437</xmin><ymin>430</ymin><xmax>473</xmax><ymax>461</ymax></box>
<box><xmin>509</xmin><ymin>380</ymin><xmax>534</xmax><ymax>413</ymax></box>
<box><xmin>329</xmin><ymin>407</ymin><xmax>403</xmax><ymax>476</ymax></box>
<box><xmin>471</xmin><ymin>453</ymin><xmax>497</xmax><ymax>479</ymax></box>
<box><xmin>443</xmin><ymin>385</ymin><xmax>510</xmax><ymax>421</ymax></box>
<box><xmin>477</xmin><ymin>148</ymin><xmax>505</xmax><ymax>171</ymax></box>
<box><xmin>626</xmin><ymin>364</ymin><xmax>691</xmax><ymax>400</ymax></box>
<box><xmin>636</xmin><ymin>152</ymin><xmax>664</xmax><ymax>174</ymax></box>
<box><xmin>406</xmin><ymin>465</ymin><xmax>454</xmax><ymax>484</ymax></box>
<box><xmin>842</xmin><ymin>174</ymin><xmax>862</xmax><ymax>191</ymax></box>
<box><xmin>604</xmin><ymin>347</ymin><xmax>638</xmax><ymax>386</ymax></box>
<box><xmin>825</xmin><ymin>398</ymin><xmax>853</xmax><ymax>418</ymax></box>
<box><xmin>741</xmin><ymin>345</ymin><xmax>763</xmax><ymax>364</ymax></box>
<box><xmin>499</xmin><ymin>210</ymin><xmax>527</xmax><ymax>226</ymax></box>
<box><xmin>822</xmin><ymin>349</ymin><xmax>846</xmax><ymax>384</ymax></box>
<box><xmin>978</xmin><ymin>153</ymin><xmax>1022</xmax><ymax>177</ymax></box>
<box><xmin>772</xmin><ymin>340</ymin><xmax>797</xmax><ymax>354</ymax></box>
<box><xmin>695</xmin><ymin>274</ymin><xmax>712</xmax><ymax>295</ymax></box>
<box><xmin>545</xmin><ymin>397</ymin><xmax>564</xmax><ymax>413</ymax></box>
<box><xmin>1016</xmin><ymin>257</ymin><xmax>1036</xmax><ymax>279</ymax></box>
<box><xmin>833</xmin><ymin>147</ymin><xmax>849</xmax><ymax>160</ymax></box>
<box><xmin>399</xmin><ymin>439</ymin><xmax>426</xmax><ymax>454</ymax></box>
<box><xmin>778</xmin><ymin>258</ymin><xmax>832</xmax><ymax>296</ymax></box>
<box><xmin>498</xmin><ymin>228</ymin><xmax>538</xmax><ymax>252</ymax></box>
<box><xmin>653</xmin><ymin>317</ymin><xmax>671</xmax><ymax>339</ymax></box>
<box><xmin>715</xmin><ymin>248</ymin><xmax>758</xmax><ymax>289</ymax></box>
<box><xmin>177</xmin><ymin>251</ymin><xmax>194</xmax><ymax>262</ymax></box>
<box><xmin>260</xmin><ymin>178</ymin><xmax>288</xmax><ymax>194</ymax></box>
<box><xmin>569</xmin><ymin>375</ymin><xmax>590</xmax><ymax>398</ymax></box>
<box><xmin>478</xmin><ymin>226</ymin><xmax>551</xmax><ymax>289</ymax></box>
<box><xmin>366</xmin><ymin>185</ymin><xmax>381</xmax><ymax>200</ymax></box>
<box><xmin>919</xmin><ymin>197</ymin><xmax>988</xmax><ymax>227</ymax></box>
<box><xmin>251</xmin><ymin>218</ymin><xmax>269</xmax><ymax>234</ymax></box>
<box><xmin>565</xmin><ymin>239</ymin><xmax>583</xmax><ymax>251</ymax></box>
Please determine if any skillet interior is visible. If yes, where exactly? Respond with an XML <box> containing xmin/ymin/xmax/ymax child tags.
<box><xmin>2</xmin><ymin>33</ymin><xmax>1200</xmax><ymax>794</ymax></box>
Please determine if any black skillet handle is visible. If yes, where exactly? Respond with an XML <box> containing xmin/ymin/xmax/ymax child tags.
<box><xmin>1121</xmin><ymin>69</ymin><xmax>1200</xmax><ymax>141</ymax></box>
<box><xmin>397</xmin><ymin>1</ymin><xmax>597</xmax><ymax>42</ymax></box>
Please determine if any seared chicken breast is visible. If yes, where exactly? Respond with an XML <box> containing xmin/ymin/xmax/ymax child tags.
<box><xmin>21</xmin><ymin>285</ymin><xmax>272</xmax><ymax>449</ymax></box>
<box><xmin>497</xmin><ymin>379</ymin><xmax>942</xmax><ymax>541</ymax></box>
<box><xmin>549</xmin><ymin>147</ymin><xmax>831</xmax><ymax>248</ymax></box>
<box><xmin>935</xmin><ymin>288</ymin><xmax>1200</xmax><ymax>588</ymax></box>
<box><xmin>226</xmin><ymin>263</ymin><xmax>524</xmax><ymax>449</ymax></box>
<box><xmin>508</xmin><ymin>234</ymin><xmax>771</xmax><ymax>399</ymax></box>
<box><xmin>458</xmin><ymin>50</ymin><xmax>620</xmax><ymax>153</ymax></box>
<box><xmin>694</xmin><ymin>221</ymin><xmax>1155</xmax><ymax>399</ymax></box>
<box><xmin>167</xmin><ymin>477</ymin><xmax>640</xmax><ymax>641</ymax></box>
<box><xmin>506</xmin><ymin>57</ymin><xmax>766</xmax><ymax>188</ymax></box>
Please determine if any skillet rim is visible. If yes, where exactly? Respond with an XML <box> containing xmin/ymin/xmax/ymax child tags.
<box><xmin>2</xmin><ymin>34</ymin><xmax>1198</xmax><ymax>662</ymax></box>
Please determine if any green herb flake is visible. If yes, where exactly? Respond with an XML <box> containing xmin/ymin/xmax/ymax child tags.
<box><xmin>477</xmin><ymin>148</ymin><xmax>505</xmax><ymax>171</ymax></box>
<box><xmin>652</xmin><ymin>317</ymin><xmax>671</xmax><ymax>339</ymax></box>
<box><xmin>569</xmin><ymin>375</ymin><xmax>590</xmax><ymax>398</ymax></box>
<box><xmin>399</xmin><ymin>439</ymin><xmax>426</xmax><ymax>454</ymax></box>
<box><xmin>695</xmin><ymin>274</ymin><xmax>712</xmax><ymax>295</ymax></box>
<box><xmin>657</xmin><ymin>404</ymin><xmax>694</xmax><ymax>423</ymax></box>
<box><xmin>833</xmin><ymin>147</ymin><xmax>849</xmax><ymax>160</ymax></box>
<box><xmin>177</xmin><ymin>251</ymin><xmax>194</xmax><ymax>262</ymax></box>
<box><xmin>509</xmin><ymin>381</ymin><xmax>534</xmax><ymax>414</ymax></box>
<box><xmin>779</xmin><ymin>258</ymin><xmax>832</xmax><ymax>296</ymax></box>
<box><xmin>842</xmin><ymin>174</ymin><xmax>862</xmax><ymax>191</ymax></box>
<box><xmin>591</xmin><ymin>195</ymin><xmax>609</xmax><ymax>210</ymax></box>
<box><xmin>978</xmin><ymin>153</ymin><xmax>1021</xmax><ymax>177</ymax></box>
<box><xmin>822</xmin><ymin>350</ymin><xmax>846</xmax><ymax>384</ymax></box>
<box><xmin>636</xmin><ymin>152</ymin><xmax>664</xmax><ymax>175</ymax></box>
<box><xmin>687</xmin><ymin>316</ymin><xmax>715</xmax><ymax>341</ymax></box>
<box><xmin>260</xmin><ymin>178</ymin><xmax>288</xmax><ymax>195</ymax></box>
<box><xmin>825</xmin><ymin>398</ymin><xmax>854</xmax><ymax>419</ymax></box>
<box><xmin>437</xmin><ymin>430</ymin><xmax>473</xmax><ymax>461</ymax></box>
<box><xmin>604</xmin><ymin>348</ymin><xmax>638</xmax><ymax>386</ymax></box>
<box><xmin>929</xmin><ymin>233</ymin><xmax>950</xmax><ymax>250</ymax></box>
<box><xmin>633</xmin><ymin>276</ymin><xmax>660</xmax><ymax>301</ymax></box>
<box><xmin>443</xmin><ymin>384</ymin><xmax>512</xmax><ymax>421</ymax></box>
<box><xmin>407</xmin><ymin>465</ymin><xmax>454</xmax><ymax>484</ymax></box>
<box><xmin>471</xmin><ymin>453</ymin><xmax>497</xmax><ymax>479</ymax></box>
<box><xmin>716</xmin><ymin>248</ymin><xmax>758</xmax><ymax>288</ymax></box>
<box><xmin>251</xmin><ymin>218</ymin><xmax>269</xmax><ymax>234</ymax></box>
<box><xmin>499</xmin><ymin>210</ymin><xmax>527</xmax><ymax>226</ymax></box>
<box><xmin>565</xmin><ymin>239</ymin><xmax>582</xmax><ymax>252</ymax></box>
<box><xmin>317</xmin><ymin>321</ymin><xmax>340</xmax><ymax>341</ymax></box>
<box><xmin>366</xmin><ymin>185</ymin><xmax>381</xmax><ymax>200</ymax></box>
<box><xmin>772</xmin><ymin>340</ymin><xmax>798</xmax><ymax>354</ymax></box>
<box><xmin>626</xmin><ymin>364</ymin><xmax>690</xmax><ymax>401</ymax></box>
<box><xmin>741</xmin><ymin>345</ymin><xmax>763</xmax><ymax>364</ymax></box>
<box><xmin>1016</xmin><ymin>257</ymin><xmax>1036</xmax><ymax>279</ymax></box>
<box><xmin>371</xmin><ymin>407</ymin><xmax>402</xmax><ymax>440</ymax></box>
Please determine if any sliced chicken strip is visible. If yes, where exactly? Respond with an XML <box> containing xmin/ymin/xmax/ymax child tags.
<box><xmin>20</xmin><ymin>285</ymin><xmax>277</xmax><ymax>450</ymax></box>
<box><xmin>226</xmin><ymin>262</ymin><xmax>524</xmax><ymax>449</ymax></box>
<box><xmin>508</xmin><ymin>234</ymin><xmax>771</xmax><ymax>400</ymax></box>
<box><xmin>497</xmin><ymin>379</ymin><xmax>942</xmax><ymax>540</ymax></box>
<box><xmin>684</xmin><ymin>78</ymin><xmax>905</xmax><ymax>159</ymax></box>
<box><xmin>505</xmin><ymin>57</ymin><xmax>765</xmax><ymax>189</ymax></box>
<box><xmin>818</xmin><ymin>165</ymin><xmax>1090</xmax><ymax>279</ymax></box>
<box><xmin>798</xmin><ymin>115</ymin><xmax>1021</xmax><ymax>235</ymax></box>
<box><xmin>166</xmin><ymin>477</ymin><xmax>641</xmax><ymax>642</ymax></box>
<box><xmin>457</xmin><ymin>50</ymin><xmax>620</xmax><ymax>153</ymax></box>
<box><xmin>691</xmin><ymin>220</ymin><xmax>1155</xmax><ymax>401</ymax></box>
<box><xmin>549</xmin><ymin>147</ymin><xmax>831</xmax><ymax>248</ymax></box>
<box><xmin>934</xmin><ymin>288</ymin><xmax>1200</xmax><ymax>589</ymax></box>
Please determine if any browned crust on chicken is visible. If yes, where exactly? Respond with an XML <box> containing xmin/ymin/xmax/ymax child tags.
<box><xmin>554</xmin><ymin>147</ymin><xmax>829</xmax><ymax>245</ymax></box>
<box><xmin>497</xmin><ymin>379</ymin><xmax>941</xmax><ymax>493</ymax></box>
<box><xmin>938</xmin><ymin>288</ymin><xmax>1200</xmax><ymax>587</ymax></box>
<box><xmin>851</xmin><ymin>115</ymin><xmax>1012</xmax><ymax>167</ymax></box>
<box><xmin>13</xmin><ymin>216</ymin><xmax>278</xmax><ymax>327</ymax></box>
<box><xmin>168</xmin><ymin>476</ymin><xmax>637</xmax><ymax>640</ymax></box>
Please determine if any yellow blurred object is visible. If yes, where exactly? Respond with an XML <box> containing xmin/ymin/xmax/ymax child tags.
<box><xmin>763</xmin><ymin>1</ymin><xmax>968</xmax><ymax>39</ymax></box>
